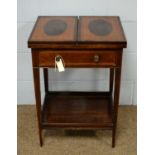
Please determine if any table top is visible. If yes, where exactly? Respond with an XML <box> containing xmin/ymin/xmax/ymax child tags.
<box><xmin>78</xmin><ymin>16</ymin><xmax>126</xmax><ymax>43</ymax></box>
<box><xmin>29</xmin><ymin>16</ymin><xmax>77</xmax><ymax>43</ymax></box>
<box><xmin>28</xmin><ymin>16</ymin><xmax>127</xmax><ymax>48</ymax></box>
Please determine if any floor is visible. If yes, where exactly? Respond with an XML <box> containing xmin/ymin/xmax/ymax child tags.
<box><xmin>17</xmin><ymin>105</ymin><xmax>136</xmax><ymax>155</ymax></box>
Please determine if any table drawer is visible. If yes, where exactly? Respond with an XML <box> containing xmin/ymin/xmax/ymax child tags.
<box><xmin>39</xmin><ymin>50</ymin><xmax>117</xmax><ymax>67</ymax></box>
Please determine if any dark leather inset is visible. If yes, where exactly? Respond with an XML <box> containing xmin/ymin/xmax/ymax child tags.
<box><xmin>44</xmin><ymin>20</ymin><xmax>67</xmax><ymax>36</ymax></box>
<box><xmin>88</xmin><ymin>19</ymin><xmax>112</xmax><ymax>36</ymax></box>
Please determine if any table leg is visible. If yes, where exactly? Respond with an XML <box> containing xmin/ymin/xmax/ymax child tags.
<box><xmin>43</xmin><ymin>68</ymin><xmax>49</xmax><ymax>93</ymax></box>
<box><xmin>110</xmin><ymin>68</ymin><xmax>114</xmax><ymax>94</ymax></box>
<box><xmin>33</xmin><ymin>68</ymin><xmax>43</xmax><ymax>146</ymax></box>
<box><xmin>112</xmin><ymin>68</ymin><xmax>121</xmax><ymax>148</ymax></box>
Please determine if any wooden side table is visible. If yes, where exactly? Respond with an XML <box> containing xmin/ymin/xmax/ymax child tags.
<box><xmin>28</xmin><ymin>16</ymin><xmax>127</xmax><ymax>147</ymax></box>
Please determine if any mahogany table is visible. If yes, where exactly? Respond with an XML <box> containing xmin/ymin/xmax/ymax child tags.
<box><xmin>28</xmin><ymin>16</ymin><xmax>127</xmax><ymax>147</ymax></box>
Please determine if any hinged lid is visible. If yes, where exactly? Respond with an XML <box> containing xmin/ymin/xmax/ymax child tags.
<box><xmin>28</xmin><ymin>16</ymin><xmax>127</xmax><ymax>49</ymax></box>
<box><xmin>78</xmin><ymin>16</ymin><xmax>126</xmax><ymax>44</ymax></box>
<box><xmin>28</xmin><ymin>16</ymin><xmax>77</xmax><ymax>45</ymax></box>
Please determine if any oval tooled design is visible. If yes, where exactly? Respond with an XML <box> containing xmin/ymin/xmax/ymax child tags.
<box><xmin>44</xmin><ymin>20</ymin><xmax>67</xmax><ymax>36</ymax></box>
<box><xmin>88</xmin><ymin>19</ymin><xmax>112</xmax><ymax>36</ymax></box>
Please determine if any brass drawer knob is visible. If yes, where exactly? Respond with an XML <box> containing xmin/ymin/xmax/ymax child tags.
<box><xmin>94</xmin><ymin>54</ymin><xmax>99</xmax><ymax>62</ymax></box>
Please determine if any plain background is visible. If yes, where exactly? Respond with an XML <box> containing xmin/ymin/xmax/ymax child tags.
<box><xmin>17</xmin><ymin>0</ymin><xmax>137</xmax><ymax>105</ymax></box>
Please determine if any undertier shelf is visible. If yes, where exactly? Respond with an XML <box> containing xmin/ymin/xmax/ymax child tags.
<box><xmin>42</xmin><ymin>92</ymin><xmax>113</xmax><ymax>129</ymax></box>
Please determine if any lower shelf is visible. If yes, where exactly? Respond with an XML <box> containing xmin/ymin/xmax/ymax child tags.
<box><xmin>42</xmin><ymin>92</ymin><xmax>113</xmax><ymax>129</ymax></box>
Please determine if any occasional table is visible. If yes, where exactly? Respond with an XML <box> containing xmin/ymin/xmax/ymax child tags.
<box><xmin>28</xmin><ymin>16</ymin><xmax>127</xmax><ymax>147</ymax></box>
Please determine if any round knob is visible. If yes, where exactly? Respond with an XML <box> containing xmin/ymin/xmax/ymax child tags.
<box><xmin>94</xmin><ymin>54</ymin><xmax>99</xmax><ymax>62</ymax></box>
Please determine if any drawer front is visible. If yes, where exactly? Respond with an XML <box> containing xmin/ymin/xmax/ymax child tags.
<box><xmin>39</xmin><ymin>50</ymin><xmax>117</xmax><ymax>67</ymax></box>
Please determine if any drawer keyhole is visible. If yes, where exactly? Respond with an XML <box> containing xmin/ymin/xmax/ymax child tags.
<box><xmin>94</xmin><ymin>54</ymin><xmax>100</xmax><ymax>62</ymax></box>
